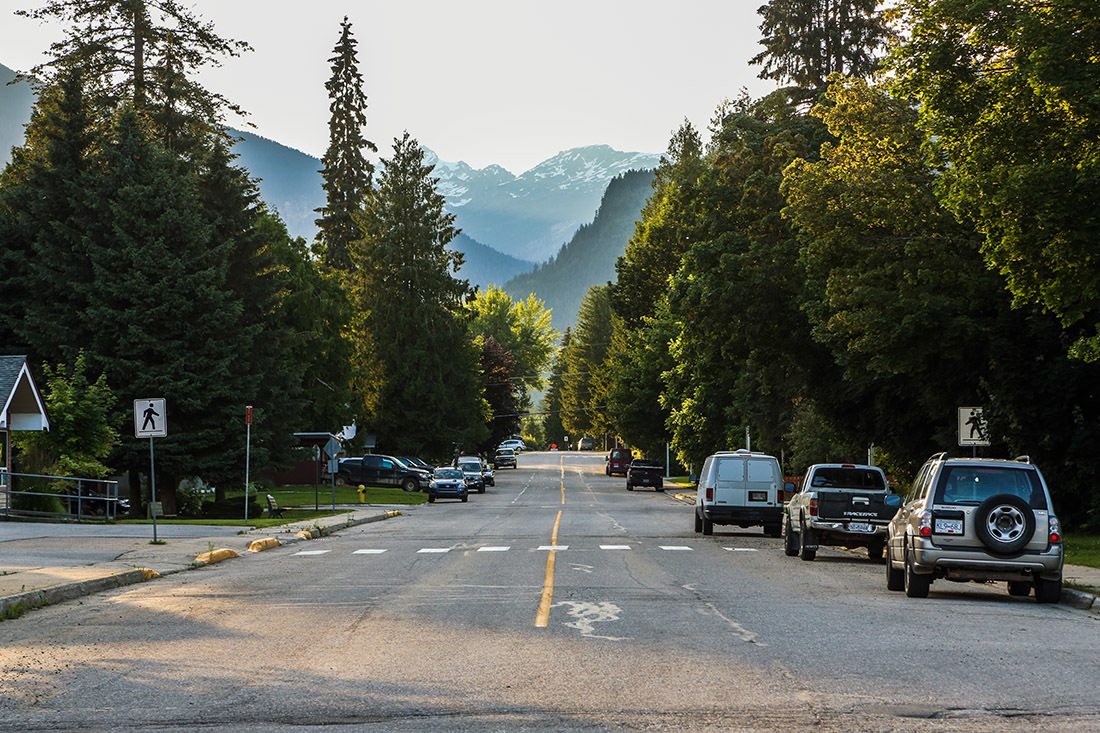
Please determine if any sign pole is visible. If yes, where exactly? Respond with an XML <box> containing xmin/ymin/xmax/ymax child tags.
<box><xmin>244</xmin><ymin>406</ymin><xmax>252</xmax><ymax>524</ymax></box>
<box><xmin>149</xmin><ymin>436</ymin><xmax>158</xmax><ymax>543</ymax></box>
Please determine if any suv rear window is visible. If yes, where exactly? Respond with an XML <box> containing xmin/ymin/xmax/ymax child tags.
<box><xmin>810</xmin><ymin>467</ymin><xmax>885</xmax><ymax>490</ymax></box>
<box><xmin>934</xmin><ymin>466</ymin><xmax>1047</xmax><ymax>509</ymax></box>
<box><xmin>611</xmin><ymin>449</ymin><xmax>630</xmax><ymax>459</ymax></box>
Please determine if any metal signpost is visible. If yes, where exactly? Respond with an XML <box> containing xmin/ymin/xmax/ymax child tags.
<box><xmin>323</xmin><ymin>436</ymin><xmax>341</xmax><ymax>511</ymax></box>
<box><xmin>958</xmin><ymin>406</ymin><xmax>990</xmax><ymax>456</ymax></box>
<box><xmin>244</xmin><ymin>406</ymin><xmax>252</xmax><ymax>523</ymax></box>
<box><xmin>134</xmin><ymin>398</ymin><xmax>167</xmax><ymax>542</ymax></box>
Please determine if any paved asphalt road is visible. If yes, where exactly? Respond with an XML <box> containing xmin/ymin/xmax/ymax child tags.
<box><xmin>1</xmin><ymin>452</ymin><xmax>1098</xmax><ymax>731</ymax></box>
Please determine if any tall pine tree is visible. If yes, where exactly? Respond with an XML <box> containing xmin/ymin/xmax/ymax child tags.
<box><xmin>750</xmin><ymin>0</ymin><xmax>892</xmax><ymax>96</ymax></box>
<box><xmin>316</xmin><ymin>16</ymin><xmax>376</xmax><ymax>271</ymax></box>
<box><xmin>348</xmin><ymin>132</ymin><xmax>487</xmax><ymax>457</ymax></box>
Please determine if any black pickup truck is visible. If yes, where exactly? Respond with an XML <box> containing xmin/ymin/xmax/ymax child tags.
<box><xmin>783</xmin><ymin>463</ymin><xmax>895</xmax><ymax>561</ymax></box>
<box><xmin>626</xmin><ymin>459</ymin><xmax>664</xmax><ymax>492</ymax></box>
<box><xmin>334</xmin><ymin>454</ymin><xmax>429</xmax><ymax>492</ymax></box>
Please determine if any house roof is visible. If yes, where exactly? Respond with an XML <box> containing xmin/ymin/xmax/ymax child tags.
<box><xmin>0</xmin><ymin>355</ymin><xmax>49</xmax><ymax>432</ymax></box>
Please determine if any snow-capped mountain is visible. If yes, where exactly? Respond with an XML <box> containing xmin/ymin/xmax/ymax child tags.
<box><xmin>425</xmin><ymin>145</ymin><xmax>662</xmax><ymax>262</ymax></box>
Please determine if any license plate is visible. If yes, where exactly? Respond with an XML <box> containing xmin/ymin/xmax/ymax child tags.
<box><xmin>935</xmin><ymin>518</ymin><xmax>963</xmax><ymax>535</ymax></box>
<box><xmin>848</xmin><ymin>522</ymin><xmax>872</xmax><ymax>533</ymax></box>
<box><xmin>749</xmin><ymin>491</ymin><xmax>767</xmax><ymax>502</ymax></box>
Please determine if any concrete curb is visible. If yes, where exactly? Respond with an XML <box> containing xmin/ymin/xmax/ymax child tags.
<box><xmin>1061</xmin><ymin>587</ymin><xmax>1096</xmax><ymax>610</ymax></box>
<box><xmin>0</xmin><ymin>509</ymin><xmax>402</xmax><ymax>620</ymax></box>
<box><xmin>1</xmin><ymin>568</ymin><xmax>147</xmax><ymax>620</ymax></box>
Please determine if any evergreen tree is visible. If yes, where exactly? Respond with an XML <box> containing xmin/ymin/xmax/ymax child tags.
<box><xmin>349</xmin><ymin>132</ymin><xmax>487</xmax><ymax>456</ymax></box>
<box><xmin>750</xmin><ymin>0</ymin><xmax>892</xmax><ymax>96</ymax></box>
<box><xmin>0</xmin><ymin>71</ymin><xmax>97</xmax><ymax>358</ymax></box>
<box><xmin>561</xmin><ymin>284</ymin><xmax>613</xmax><ymax>439</ymax></box>
<box><xmin>316</xmin><ymin>16</ymin><xmax>376</xmax><ymax>270</ymax></box>
<box><xmin>82</xmin><ymin>107</ymin><xmax>238</xmax><ymax>513</ymax></box>
<box><xmin>16</xmin><ymin>0</ymin><xmax>250</xmax><ymax>142</ymax></box>
<box><xmin>540</xmin><ymin>329</ymin><xmax>570</xmax><ymax>450</ymax></box>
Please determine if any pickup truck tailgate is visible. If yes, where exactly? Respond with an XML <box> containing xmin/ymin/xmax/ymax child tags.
<box><xmin>817</xmin><ymin>490</ymin><xmax>894</xmax><ymax>522</ymax></box>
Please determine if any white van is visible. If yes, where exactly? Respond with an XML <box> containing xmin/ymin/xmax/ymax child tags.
<box><xmin>694</xmin><ymin>450</ymin><xmax>787</xmax><ymax>537</ymax></box>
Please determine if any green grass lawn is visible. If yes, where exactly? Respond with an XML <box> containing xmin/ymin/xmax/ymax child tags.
<box><xmin>1064</xmin><ymin>533</ymin><xmax>1100</xmax><ymax>569</ymax></box>
<box><xmin>117</xmin><ymin>509</ymin><xmax>345</xmax><ymax>528</ymax></box>
<box><xmin>256</xmin><ymin>484</ymin><xmax>428</xmax><ymax>507</ymax></box>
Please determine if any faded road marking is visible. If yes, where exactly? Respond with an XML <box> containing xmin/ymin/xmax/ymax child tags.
<box><xmin>553</xmin><ymin>600</ymin><xmax>627</xmax><ymax>640</ymax></box>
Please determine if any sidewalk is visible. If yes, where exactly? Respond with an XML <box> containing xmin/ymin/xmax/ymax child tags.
<box><xmin>0</xmin><ymin>506</ymin><xmax>402</xmax><ymax>620</ymax></box>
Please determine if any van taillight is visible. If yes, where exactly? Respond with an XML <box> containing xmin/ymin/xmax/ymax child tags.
<box><xmin>777</xmin><ymin>489</ymin><xmax>784</xmax><ymax>504</ymax></box>
<box><xmin>809</xmin><ymin>497</ymin><xmax>817</xmax><ymax>517</ymax></box>
<box><xmin>705</xmin><ymin>487</ymin><xmax>713</xmax><ymax>502</ymax></box>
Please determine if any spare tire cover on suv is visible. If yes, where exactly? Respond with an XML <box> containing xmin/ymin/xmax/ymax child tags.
<box><xmin>974</xmin><ymin>493</ymin><xmax>1035</xmax><ymax>555</ymax></box>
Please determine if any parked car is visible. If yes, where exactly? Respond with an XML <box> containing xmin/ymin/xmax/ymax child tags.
<box><xmin>427</xmin><ymin>467</ymin><xmax>468</xmax><ymax>503</ymax></box>
<box><xmin>454</xmin><ymin>456</ymin><xmax>485</xmax><ymax>493</ymax></box>
<box><xmin>694</xmin><ymin>449</ymin><xmax>785</xmax><ymax>536</ymax></box>
<box><xmin>784</xmin><ymin>464</ymin><xmax>895</xmax><ymax>561</ymax></box>
<box><xmin>401</xmin><ymin>456</ymin><xmax>435</xmax><ymax>472</ymax></box>
<box><xmin>480</xmin><ymin>458</ymin><xmax>495</xmax><ymax>487</ymax></box>
<box><xmin>494</xmin><ymin>447</ymin><xmax>517</xmax><ymax>469</ymax></box>
<box><xmin>626</xmin><ymin>459</ymin><xmax>664</xmax><ymax>491</ymax></box>
<box><xmin>606</xmin><ymin>447</ymin><xmax>632</xmax><ymax>476</ymax></box>
<box><xmin>334</xmin><ymin>454</ymin><xmax>429</xmax><ymax>492</ymax></box>
<box><xmin>885</xmin><ymin>453</ymin><xmax>1063</xmax><ymax>602</ymax></box>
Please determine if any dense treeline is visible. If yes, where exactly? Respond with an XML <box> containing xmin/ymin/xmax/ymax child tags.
<box><xmin>0</xmin><ymin>3</ymin><xmax>557</xmax><ymax>514</ymax></box>
<box><xmin>556</xmin><ymin>0</ymin><xmax>1100</xmax><ymax>528</ymax></box>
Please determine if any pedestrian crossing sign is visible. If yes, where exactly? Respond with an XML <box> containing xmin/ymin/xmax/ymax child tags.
<box><xmin>134</xmin><ymin>398</ymin><xmax>167</xmax><ymax>438</ymax></box>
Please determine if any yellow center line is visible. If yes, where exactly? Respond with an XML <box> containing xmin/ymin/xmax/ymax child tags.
<box><xmin>535</xmin><ymin>509</ymin><xmax>563</xmax><ymax>628</ymax></box>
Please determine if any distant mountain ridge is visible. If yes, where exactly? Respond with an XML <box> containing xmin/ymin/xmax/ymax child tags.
<box><xmin>505</xmin><ymin>169</ymin><xmax>655</xmax><ymax>329</ymax></box>
<box><xmin>0</xmin><ymin>59</ymin><xmax>658</xmax><ymax>299</ymax></box>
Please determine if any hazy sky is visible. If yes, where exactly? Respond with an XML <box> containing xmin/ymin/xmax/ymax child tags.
<box><xmin>0</xmin><ymin>0</ymin><xmax>776</xmax><ymax>174</ymax></box>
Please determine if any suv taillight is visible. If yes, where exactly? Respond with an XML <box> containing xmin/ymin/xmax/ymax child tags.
<box><xmin>705</xmin><ymin>487</ymin><xmax>713</xmax><ymax>502</ymax></box>
<box><xmin>1049</xmin><ymin>516</ymin><xmax>1062</xmax><ymax>543</ymax></box>
<box><xmin>809</xmin><ymin>497</ymin><xmax>818</xmax><ymax>517</ymax></box>
<box><xmin>918</xmin><ymin>511</ymin><xmax>933</xmax><ymax>537</ymax></box>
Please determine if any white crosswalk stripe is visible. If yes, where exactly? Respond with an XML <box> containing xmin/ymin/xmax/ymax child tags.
<box><xmin>417</xmin><ymin>548</ymin><xmax>450</xmax><ymax>554</ymax></box>
<box><xmin>660</xmin><ymin>546</ymin><xmax>692</xmax><ymax>551</ymax></box>
<box><xmin>352</xmin><ymin>549</ymin><xmax>387</xmax><ymax>554</ymax></box>
<box><xmin>286</xmin><ymin>543</ymin><xmax>760</xmax><ymax>557</ymax></box>
<box><xmin>599</xmin><ymin>545</ymin><xmax>632</xmax><ymax>550</ymax></box>
<box><xmin>724</xmin><ymin>547</ymin><xmax>758</xmax><ymax>552</ymax></box>
<box><xmin>538</xmin><ymin>545</ymin><xmax>568</xmax><ymax>550</ymax></box>
<box><xmin>477</xmin><ymin>546</ymin><xmax>510</xmax><ymax>552</ymax></box>
<box><xmin>293</xmin><ymin>550</ymin><xmax>331</xmax><ymax>556</ymax></box>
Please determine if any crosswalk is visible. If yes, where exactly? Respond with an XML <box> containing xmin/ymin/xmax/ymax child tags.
<box><xmin>291</xmin><ymin>544</ymin><xmax>761</xmax><ymax>557</ymax></box>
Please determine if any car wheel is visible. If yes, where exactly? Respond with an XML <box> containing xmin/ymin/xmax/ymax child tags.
<box><xmin>1034</xmin><ymin>575</ymin><xmax>1062</xmax><ymax>604</ymax></box>
<box><xmin>478</xmin><ymin>486</ymin><xmax>485</xmax><ymax>494</ymax></box>
<box><xmin>461</xmin><ymin>495</ymin><xmax>468</xmax><ymax>503</ymax></box>
<box><xmin>798</xmin><ymin>520</ymin><xmax>816</xmax><ymax>561</ymax></box>
<box><xmin>904</xmin><ymin>545</ymin><xmax>931</xmax><ymax>598</ymax></box>
<box><xmin>605</xmin><ymin>466</ymin><xmax>610</xmax><ymax>476</ymax></box>
<box><xmin>702</xmin><ymin>515</ymin><xmax>714</xmax><ymax>536</ymax></box>
<box><xmin>694</xmin><ymin>510</ymin><xmax>703</xmax><ymax>533</ymax></box>
<box><xmin>335</xmin><ymin>473</ymin><xmax>350</xmax><ymax>487</ymax></box>
<box><xmin>764</xmin><ymin>523</ymin><xmax>781</xmax><ymax>538</ymax></box>
<box><xmin>885</xmin><ymin>547</ymin><xmax>904</xmax><ymax>591</ymax></box>
<box><xmin>783</xmin><ymin>515</ymin><xmax>798</xmax><ymax>557</ymax></box>
<box><xmin>867</xmin><ymin>542</ymin><xmax>885</xmax><ymax>563</ymax></box>
<box><xmin>626</xmin><ymin>482</ymin><xmax>633</xmax><ymax>491</ymax></box>
<box><xmin>402</xmin><ymin>478</ymin><xmax>418</xmax><ymax>492</ymax></box>
<box><xmin>974</xmin><ymin>493</ymin><xmax>1035</xmax><ymax>555</ymax></box>
<box><xmin>1007</xmin><ymin>580</ymin><xmax>1032</xmax><ymax>597</ymax></box>
<box><xmin>428</xmin><ymin>495</ymin><xmax>436</xmax><ymax>503</ymax></box>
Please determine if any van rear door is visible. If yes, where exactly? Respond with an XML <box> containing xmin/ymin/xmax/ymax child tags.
<box><xmin>746</xmin><ymin>457</ymin><xmax>778</xmax><ymax>508</ymax></box>
<box><xmin>714</xmin><ymin>457</ymin><xmax>746</xmax><ymax>506</ymax></box>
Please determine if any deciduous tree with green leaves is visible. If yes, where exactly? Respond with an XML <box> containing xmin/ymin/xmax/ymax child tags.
<box><xmin>891</xmin><ymin>0</ymin><xmax>1100</xmax><ymax>360</ymax></box>
<box><xmin>467</xmin><ymin>285</ymin><xmax>558</xmax><ymax>400</ymax></box>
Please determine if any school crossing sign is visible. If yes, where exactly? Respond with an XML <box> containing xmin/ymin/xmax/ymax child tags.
<box><xmin>134</xmin><ymin>398</ymin><xmax>167</xmax><ymax>438</ymax></box>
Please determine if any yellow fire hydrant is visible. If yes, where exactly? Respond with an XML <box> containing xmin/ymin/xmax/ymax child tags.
<box><xmin>357</xmin><ymin>485</ymin><xmax>366</xmax><ymax>503</ymax></box>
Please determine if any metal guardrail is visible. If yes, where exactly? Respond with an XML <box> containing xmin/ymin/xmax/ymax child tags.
<box><xmin>0</xmin><ymin>471</ymin><xmax>123</xmax><ymax>522</ymax></box>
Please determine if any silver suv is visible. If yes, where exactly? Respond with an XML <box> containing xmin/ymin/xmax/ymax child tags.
<box><xmin>885</xmin><ymin>453</ymin><xmax>1063</xmax><ymax>602</ymax></box>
